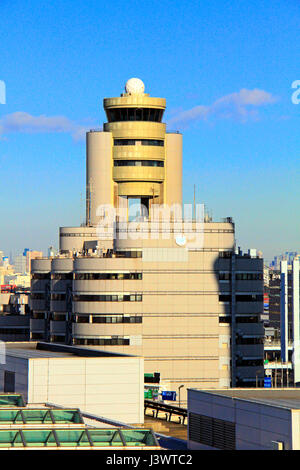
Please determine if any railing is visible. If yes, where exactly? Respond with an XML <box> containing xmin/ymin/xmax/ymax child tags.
<box><xmin>144</xmin><ymin>399</ymin><xmax>187</xmax><ymax>425</ymax></box>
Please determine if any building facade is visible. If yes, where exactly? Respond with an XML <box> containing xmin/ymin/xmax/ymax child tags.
<box><xmin>30</xmin><ymin>79</ymin><xmax>264</xmax><ymax>403</ymax></box>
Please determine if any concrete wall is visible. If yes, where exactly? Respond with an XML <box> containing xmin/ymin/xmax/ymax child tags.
<box><xmin>0</xmin><ymin>353</ymin><xmax>143</xmax><ymax>424</ymax></box>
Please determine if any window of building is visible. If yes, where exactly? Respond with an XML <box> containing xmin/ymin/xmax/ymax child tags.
<box><xmin>31</xmin><ymin>312</ymin><xmax>46</xmax><ymax>319</ymax></box>
<box><xmin>219</xmin><ymin>316</ymin><xmax>231</xmax><ymax>324</ymax></box>
<box><xmin>51</xmin><ymin>294</ymin><xmax>66</xmax><ymax>301</ymax></box>
<box><xmin>50</xmin><ymin>313</ymin><xmax>67</xmax><ymax>322</ymax></box>
<box><xmin>219</xmin><ymin>294</ymin><xmax>231</xmax><ymax>302</ymax></box>
<box><xmin>73</xmin><ymin>337</ymin><xmax>130</xmax><ymax>346</ymax></box>
<box><xmin>0</xmin><ymin>328</ymin><xmax>29</xmax><ymax>335</ymax></box>
<box><xmin>51</xmin><ymin>273</ymin><xmax>73</xmax><ymax>280</ymax></box>
<box><xmin>219</xmin><ymin>251</ymin><xmax>232</xmax><ymax>258</ymax></box>
<box><xmin>31</xmin><ymin>273</ymin><xmax>50</xmax><ymax>280</ymax></box>
<box><xmin>114</xmin><ymin>139</ymin><xmax>164</xmax><ymax>146</ymax></box>
<box><xmin>74</xmin><ymin>272</ymin><xmax>142</xmax><ymax>281</ymax></box>
<box><xmin>236</xmin><ymin>358</ymin><xmax>263</xmax><ymax>366</ymax></box>
<box><xmin>31</xmin><ymin>332</ymin><xmax>45</xmax><ymax>340</ymax></box>
<box><xmin>106</xmin><ymin>108</ymin><xmax>164</xmax><ymax>123</ymax></box>
<box><xmin>50</xmin><ymin>335</ymin><xmax>66</xmax><ymax>343</ymax></box>
<box><xmin>236</xmin><ymin>294</ymin><xmax>263</xmax><ymax>302</ymax></box>
<box><xmin>235</xmin><ymin>336</ymin><xmax>264</xmax><ymax>345</ymax></box>
<box><xmin>236</xmin><ymin>273</ymin><xmax>263</xmax><ymax>281</ymax></box>
<box><xmin>73</xmin><ymin>315</ymin><xmax>89</xmax><ymax>323</ymax></box>
<box><xmin>236</xmin><ymin>315</ymin><xmax>259</xmax><ymax>323</ymax></box>
<box><xmin>73</xmin><ymin>294</ymin><xmax>142</xmax><ymax>302</ymax></box>
<box><xmin>115</xmin><ymin>251</ymin><xmax>142</xmax><ymax>258</ymax></box>
<box><xmin>31</xmin><ymin>293</ymin><xmax>45</xmax><ymax>300</ymax></box>
<box><xmin>219</xmin><ymin>272</ymin><xmax>231</xmax><ymax>281</ymax></box>
<box><xmin>114</xmin><ymin>160</ymin><xmax>164</xmax><ymax>167</ymax></box>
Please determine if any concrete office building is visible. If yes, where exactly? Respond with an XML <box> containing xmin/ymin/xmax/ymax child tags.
<box><xmin>187</xmin><ymin>388</ymin><xmax>300</xmax><ymax>450</ymax></box>
<box><xmin>0</xmin><ymin>287</ymin><xmax>30</xmax><ymax>342</ymax></box>
<box><xmin>263</xmin><ymin>257</ymin><xmax>299</xmax><ymax>387</ymax></box>
<box><xmin>31</xmin><ymin>79</ymin><xmax>264</xmax><ymax>403</ymax></box>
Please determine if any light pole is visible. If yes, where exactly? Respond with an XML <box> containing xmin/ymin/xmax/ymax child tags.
<box><xmin>178</xmin><ymin>385</ymin><xmax>184</xmax><ymax>408</ymax></box>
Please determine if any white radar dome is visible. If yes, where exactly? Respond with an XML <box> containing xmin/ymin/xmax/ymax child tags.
<box><xmin>125</xmin><ymin>78</ymin><xmax>145</xmax><ymax>95</ymax></box>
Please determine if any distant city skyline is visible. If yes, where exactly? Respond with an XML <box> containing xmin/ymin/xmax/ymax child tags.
<box><xmin>0</xmin><ymin>0</ymin><xmax>299</xmax><ymax>262</ymax></box>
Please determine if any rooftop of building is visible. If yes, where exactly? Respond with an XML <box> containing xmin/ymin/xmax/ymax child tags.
<box><xmin>0</xmin><ymin>393</ymin><xmax>159</xmax><ymax>449</ymax></box>
<box><xmin>4</xmin><ymin>341</ymin><xmax>138</xmax><ymax>359</ymax></box>
<box><xmin>189</xmin><ymin>388</ymin><xmax>300</xmax><ymax>411</ymax></box>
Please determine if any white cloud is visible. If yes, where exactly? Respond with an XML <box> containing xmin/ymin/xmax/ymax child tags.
<box><xmin>167</xmin><ymin>89</ymin><xmax>277</xmax><ymax>128</ymax></box>
<box><xmin>0</xmin><ymin>111</ymin><xmax>92</xmax><ymax>141</ymax></box>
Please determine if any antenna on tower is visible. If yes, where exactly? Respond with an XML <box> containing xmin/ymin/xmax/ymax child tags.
<box><xmin>193</xmin><ymin>184</ymin><xmax>196</xmax><ymax>220</ymax></box>
<box><xmin>86</xmin><ymin>177</ymin><xmax>94</xmax><ymax>226</ymax></box>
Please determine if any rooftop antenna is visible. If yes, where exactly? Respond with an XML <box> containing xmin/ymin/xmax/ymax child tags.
<box><xmin>86</xmin><ymin>177</ymin><xmax>94</xmax><ymax>226</ymax></box>
<box><xmin>193</xmin><ymin>184</ymin><xmax>196</xmax><ymax>220</ymax></box>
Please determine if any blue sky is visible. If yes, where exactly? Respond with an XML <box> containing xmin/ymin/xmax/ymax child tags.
<box><xmin>0</xmin><ymin>0</ymin><xmax>299</xmax><ymax>262</ymax></box>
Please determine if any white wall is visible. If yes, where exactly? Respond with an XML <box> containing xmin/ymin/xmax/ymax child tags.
<box><xmin>0</xmin><ymin>354</ymin><xmax>143</xmax><ymax>424</ymax></box>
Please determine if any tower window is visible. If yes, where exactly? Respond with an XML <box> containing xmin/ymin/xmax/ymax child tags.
<box><xmin>114</xmin><ymin>160</ymin><xmax>164</xmax><ymax>167</ymax></box>
<box><xmin>114</xmin><ymin>139</ymin><xmax>164</xmax><ymax>146</ymax></box>
<box><xmin>106</xmin><ymin>108</ymin><xmax>164</xmax><ymax>122</ymax></box>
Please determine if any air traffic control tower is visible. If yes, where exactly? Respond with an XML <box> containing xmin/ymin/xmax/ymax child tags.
<box><xmin>31</xmin><ymin>79</ymin><xmax>264</xmax><ymax>404</ymax></box>
<box><xmin>86</xmin><ymin>78</ymin><xmax>182</xmax><ymax>227</ymax></box>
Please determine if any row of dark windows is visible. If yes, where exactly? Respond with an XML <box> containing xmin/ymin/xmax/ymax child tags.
<box><xmin>219</xmin><ymin>273</ymin><xmax>263</xmax><ymax>281</ymax></box>
<box><xmin>31</xmin><ymin>312</ymin><xmax>46</xmax><ymax>319</ymax></box>
<box><xmin>31</xmin><ymin>312</ymin><xmax>143</xmax><ymax>323</ymax></box>
<box><xmin>73</xmin><ymin>338</ymin><xmax>130</xmax><ymax>346</ymax></box>
<box><xmin>50</xmin><ymin>335</ymin><xmax>65</xmax><ymax>343</ymax></box>
<box><xmin>106</xmin><ymin>108</ymin><xmax>164</xmax><ymax>123</ymax></box>
<box><xmin>50</xmin><ymin>313</ymin><xmax>66</xmax><ymax>321</ymax></box>
<box><xmin>75</xmin><ymin>272</ymin><xmax>142</xmax><ymax>281</ymax></box>
<box><xmin>219</xmin><ymin>294</ymin><xmax>263</xmax><ymax>302</ymax></box>
<box><xmin>114</xmin><ymin>139</ymin><xmax>164</xmax><ymax>146</ymax></box>
<box><xmin>73</xmin><ymin>315</ymin><xmax>142</xmax><ymax>324</ymax></box>
<box><xmin>51</xmin><ymin>294</ymin><xmax>66</xmax><ymax>301</ymax></box>
<box><xmin>31</xmin><ymin>332</ymin><xmax>44</xmax><ymax>340</ymax></box>
<box><xmin>0</xmin><ymin>328</ymin><xmax>29</xmax><ymax>334</ymax></box>
<box><xmin>31</xmin><ymin>293</ymin><xmax>45</xmax><ymax>300</ymax></box>
<box><xmin>236</xmin><ymin>359</ymin><xmax>264</xmax><ymax>367</ymax></box>
<box><xmin>114</xmin><ymin>159</ymin><xmax>164</xmax><ymax>167</ymax></box>
<box><xmin>218</xmin><ymin>251</ymin><xmax>232</xmax><ymax>258</ymax></box>
<box><xmin>52</xmin><ymin>273</ymin><xmax>73</xmax><ymax>280</ymax></box>
<box><xmin>115</xmin><ymin>251</ymin><xmax>142</xmax><ymax>258</ymax></box>
<box><xmin>73</xmin><ymin>294</ymin><xmax>142</xmax><ymax>302</ymax></box>
<box><xmin>34</xmin><ymin>272</ymin><xmax>143</xmax><ymax>281</ymax></box>
<box><xmin>235</xmin><ymin>337</ymin><xmax>264</xmax><ymax>345</ymax></box>
<box><xmin>219</xmin><ymin>315</ymin><xmax>260</xmax><ymax>324</ymax></box>
<box><xmin>32</xmin><ymin>273</ymin><xmax>50</xmax><ymax>280</ymax></box>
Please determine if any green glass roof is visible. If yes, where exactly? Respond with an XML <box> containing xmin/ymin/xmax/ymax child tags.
<box><xmin>0</xmin><ymin>428</ymin><xmax>159</xmax><ymax>448</ymax></box>
<box><xmin>0</xmin><ymin>394</ymin><xmax>25</xmax><ymax>407</ymax></box>
<box><xmin>0</xmin><ymin>408</ymin><xmax>83</xmax><ymax>425</ymax></box>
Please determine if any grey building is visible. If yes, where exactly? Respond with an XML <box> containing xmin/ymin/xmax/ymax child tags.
<box><xmin>188</xmin><ymin>387</ymin><xmax>300</xmax><ymax>450</ymax></box>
